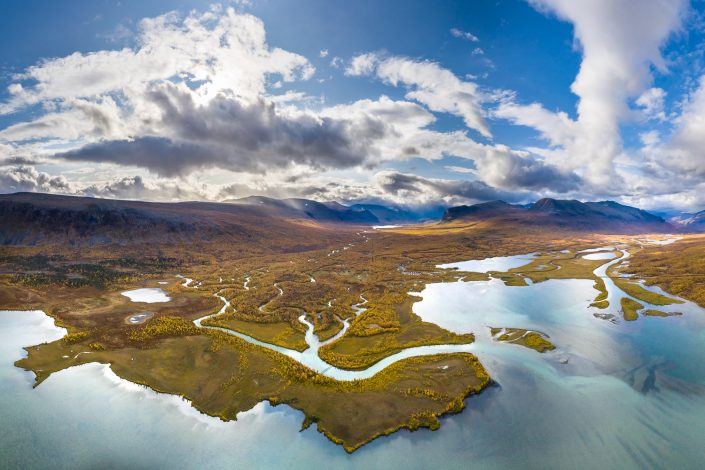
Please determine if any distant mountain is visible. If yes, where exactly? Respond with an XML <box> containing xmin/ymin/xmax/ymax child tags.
<box><xmin>225</xmin><ymin>196</ymin><xmax>379</xmax><ymax>224</ymax></box>
<box><xmin>3</xmin><ymin>192</ymin><xmax>686</xmax><ymax>248</ymax></box>
<box><xmin>670</xmin><ymin>210</ymin><xmax>705</xmax><ymax>231</ymax></box>
<box><xmin>0</xmin><ymin>193</ymin><xmax>362</xmax><ymax>248</ymax></box>
<box><xmin>442</xmin><ymin>200</ymin><xmax>523</xmax><ymax>222</ymax></box>
<box><xmin>348</xmin><ymin>203</ymin><xmax>443</xmax><ymax>224</ymax></box>
<box><xmin>531</xmin><ymin>198</ymin><xmax>667</xmax><ymax>225</ymax></box>
<box><xmin>442</xmin><ymin>198</ymin><xmax>675</xmax><ymax>233</ymax></box>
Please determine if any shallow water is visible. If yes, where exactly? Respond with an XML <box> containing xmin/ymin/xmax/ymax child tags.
<box><xmin>121</xmin><ymin>288</ymin><xmax>171</xmax><ymax>303</ymax></box>
<box><xmin>200</xmin><ymin>292</ymin><xmax>475</xmax><ymax>381</ymax></box>
<box><xmin>3</xmin><ymin>248</ymin><xmax>705</xmax><ymax>468</ymax></box>
<box><xmin>128</xmin><ymin>312</ymin><xmax>154</xmax><ymax>324</ymax></box>
<box><xmin>582</xmin><ymin>251</ymin><xmax>617</xmax><ymax>260</ymax></box>
<box><xmin>438</xmin><ymin>253</ymin><xmax>536</xmax><ymax>273</ymax></box>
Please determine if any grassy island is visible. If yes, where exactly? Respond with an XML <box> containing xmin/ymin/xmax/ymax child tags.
<box><xmin>490</xmin><ymin>327</ymin><xmax>556</xmax><ymax>353</ymax></box>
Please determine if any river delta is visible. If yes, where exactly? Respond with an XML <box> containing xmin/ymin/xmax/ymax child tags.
<box><xmin>3</xmin><ymin>236</ymin><xmax>705</xmax><ymax>467</ymax></box>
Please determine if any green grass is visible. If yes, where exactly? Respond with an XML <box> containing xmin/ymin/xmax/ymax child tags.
<box><xmin>204</xmin><ymin>316</ymin><xmax>308</xmax><ymax>351</ymax></box>
<box><xmin>620</xmin><ymin>235</ymin><xmax>705</xmax><ymax>308</ymax></box>
<box><xmin>613</xmin><ymin>278</ymin><xmax>683</xmax><ymax>306</ymax></box>
<box><xmin>493</xmin><ymin>328</ymin><xmax>556</xmax><ymax>353</ymax></box>
<box><xmin>590</xmin><ymin>300</ymin><xmax>609</xmax><ymax>309</ymax></box>
<box><xmin>591</xmin><ymin>277</ymin><xmax>609</xmax><ymax>307</ymax></box>
<box><xmin>642</xmin><ymin>309</ymin><xmax>682</xmax><ymax>317</ymax></box>
<box><xmin>16</xmin><ymin>333</ymin><xmax>489</xmax><ymax>453</ymax></box>
<box><xmin>621</xmin><ymin>297</ymin><xmax>643</xmax><ymax>321</ymax></box>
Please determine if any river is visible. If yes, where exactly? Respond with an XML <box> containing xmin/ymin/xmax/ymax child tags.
<box><xmin>2</xmin><ymin>246</ymin><xmax>705</xmax><ymax>468</ymax></box>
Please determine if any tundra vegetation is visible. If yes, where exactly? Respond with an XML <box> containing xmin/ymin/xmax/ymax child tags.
<box><xmin>490</xmin><ymin>327</ymin><xmax>556</xmax><ymax>353</ymax></box>
<box><xmin>621</xmin><ymin>297</ymin><xmax>644</xmax><ymax>321</ymax></box>
<box><xmin>1</xmin><ymin>217</ymin><xmax>700</xmax><ymax>451</ymax></box>
<box><xmin>620</xmin><ymin>235</ymin><xmax>705</xmax><ymax>308</ymax></box>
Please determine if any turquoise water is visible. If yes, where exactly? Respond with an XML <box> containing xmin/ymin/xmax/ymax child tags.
<box><xmin>197</xmin><ymin>291</ymin><xmax>477</xmax><ymax>380</ymax></box>
<box><xmin>437</xmin><ymin>253</ymin><xmax>536</xmax><ymax>273</ymax></box>
<box><xmin>2</xmin><ymin>249</ymin><xmax>705</xmax><ymax>468</ymax></box>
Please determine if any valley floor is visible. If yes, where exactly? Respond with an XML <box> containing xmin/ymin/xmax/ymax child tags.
<box><xmin>1</xmin><ymin>221</ymin><xmax>702</xmax><ymax>451</ymax></box>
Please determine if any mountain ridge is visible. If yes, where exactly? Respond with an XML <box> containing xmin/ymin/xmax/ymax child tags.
<box><xmin>224</xmin><ymin>195</ymin><xmax>379</xmax><ymax>224</ymax></box>
<box><xmin>442</xmin><ymin>198</ymin><xmax>676</xmax><ymax>233</ymax></box>
<box><xmin>671</xmin><ymin>209</ymin><xmax>705</xmax><ymax>231</ymax></box>
<box><xmin>0</xmin><ymin>192</ymin><xmax>363</xmax><ymax>248</ymax></box>
<box><xmin>0</xmin><ymin>192</ymin><xmax>695</xmax><ymax>248</ymax></box>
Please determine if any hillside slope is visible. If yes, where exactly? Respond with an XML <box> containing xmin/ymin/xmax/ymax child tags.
<box><xmin>671</xmin><ymin>210</ymin><xmax>705</xmax><ymax>232</ymax></box>
<box><xmin>442</xmin><ymin>198</ymin><xmax>675</xmax><ymax>233</ymax></box>
<box><xmin>225</xmin><ymin>196</ymin><xmax>379</xmax><ymax>224</ymax></box>
<box><xmin>0</xmin><ymin>193</ymin><xmax>357</xmax><ymax>251</ymax></box>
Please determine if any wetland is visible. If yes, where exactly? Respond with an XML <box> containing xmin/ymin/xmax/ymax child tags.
<box><xmin>2</xmin><ymin>228</ymin><xmax>705</xmax><ymax>467</ymax></box>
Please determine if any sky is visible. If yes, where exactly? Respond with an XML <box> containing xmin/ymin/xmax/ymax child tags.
<box><xmin>1</xmin><ymin>0</ymin><xmax>705</xmax><ymax>212</ymax></box>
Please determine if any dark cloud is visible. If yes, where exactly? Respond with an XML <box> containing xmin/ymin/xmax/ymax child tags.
<box><xmin>375</xmin><ymin>170</ymin><xmax>526</xmax><ymax>203</ymax></box>
<box><xmin>1</xmin><ymin>156</ymin><xmax>43</xmax><ymax>166</ymax></box>
<box><xmin>57</xmin><ymin>137</ymin><xmax>221</xmax><ymax>178</ymax></box>
<box><xmin>57</xmin><ymin>83</ymin><xmax>387</xmax><ymax>177</ymax></box>
<box><xmin>477</xmin><ymin>147</ymin><xmax>582</xmax><ymax>193</ymax></box>
<box><xmin>218</xmin><ymin>170</ymin><xmax>533</xmax><ymax>207</ymax></box>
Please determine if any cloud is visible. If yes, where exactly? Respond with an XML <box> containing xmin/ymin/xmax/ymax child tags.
<box><xmin>450</xmin><ymin>28</ymin><xmax>479</xmax><ymax>42</ymax></box>
<box><xmin>636</xmin><ymin>87</ymin><xmax>667</xmax><ymax>121</ymax></box>
<box><xmin>347</xmin><ymin>53</ymin><xmax>491</xmax><ymax>137</ymax></box>
<box><xmin>1</xmin><ymin>6</ymin><xmax>314</xmax><ymax>115</ymax></box>
<box><xmin>445</xmin><ymin>165</ymin><xmax>476</xmax><ymax>174</ymax></box>
<box><xmin>330</xmin><ymin>56</ymin><xmax>343</xmax><ymax>68</ymax></box>
<box><xmin>652</xmin><ymin>76</ymin><xmax>705</xmax><ymax>180</ymax></box>
<box><xmin>0</xmin><ymin>96</ymin><xmax>125</xmax><ymax>142</ymax></box>
<box><xmin>345</xmin><ymin>53</ymin><xmax>379</xmax><ymax>76</ymax></box>
<box><xmin>217</xmin><ymin>169</ymin><xmax>532</xmax><ymax>207</ymax></box>
<box><xmin>57</xmin><ymin>137</ymin><xmax>220</xmax><ymax>178</ymax></box>
<box><xmin>502</xmin><ymin>0</ymin><xmax>688</xmax><ymax>187</ymax></box>
<box><xmin>373</xmin><ymin>170</ymin><xmax>521</xmax><ymax>204</ymax></box>
<box><xmin>494</xmin><ymin>99</ymin><xmax>578</xmax><ymax>150</ymax></box>
<box><xmin>320</xmin><ymin>95</ymin><xmax>436</xmax><ymax>132</ymax></box>
<box><xmin>83</xmin><ymin>175</ymin><xmax>208</xmax><ymax>201</ymax></box>
<box><xmin>475</xmin><ymin>145</ymin><xmax>581</xmax><ymax>192</ymax></box>
<box><xmin>639</xmin><ymin>130</ymin><xmax>660</xmax><ymax>147</ymax></box>
<box><xmin>321</xmin><ymin>96</ymin><xmax>579</xmax><ymax>193</ymax></box>
<box><xmin>54</xmin><ymin>83</ymin><xmax>406</xmax><ymax>176</ymax></box>
<box><xmin>1</xmin><ymin>156</ymin><xmax>43</xmax><ymax>166</ymax></box>
<box><xmin>319</xmin><ymin>49</ymin><xmax>329</xmax><ymax>58</ymax></box>
<box><xmin>0</xmin><ymin>166</ymin><xmax>72</xmax><ymax>194</ymax></box>
<box><xmin>0</xmin><ymin>164</ymin><xmax>212</xmax><ymax>202</ymax></box>
<box><xmin>0</xmin><ymin>5</ymin><xmax>596</xmax><ymax>206</ymax></box>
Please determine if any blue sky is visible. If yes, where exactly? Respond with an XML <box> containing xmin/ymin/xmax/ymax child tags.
<box><xmin>1</xmin><ymin>0</ymin><xmax>705</xmax><ymax>211</ymax></box>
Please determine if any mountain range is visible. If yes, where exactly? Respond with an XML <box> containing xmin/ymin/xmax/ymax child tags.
<box><xmin>442</xmin><ymin>198</ymin><xmax>675</xmax><ymax>234</ymax></box>
<box><xmin>1</xmin><ymin>192</ymin><xmax>701</xmax><ymax>247</ymax></box>
<box><xmin>0</xmin><ymin>192</ymin><xmax>356</xmax><ymax>249</ymax></box>
<box><xmin>670</xmin><ymin>210</ymin><xmax>705</xmax><ymax>231</ymax></box>
<box><xmin>225</xmin><ymin>197</ymin><xmax>440</xmax><ymax>225</ymax></box>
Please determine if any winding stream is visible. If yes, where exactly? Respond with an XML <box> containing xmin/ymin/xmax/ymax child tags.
<box><xmin>4</xmin><ymin>243</ymin><xmax>705</xmax><ymax>467</ymax></box>
<box><xmin>191</xmin><ymin>245</ymin><xmax>689</xmax><ymax>382</ymax></box>
<box><xmin>196</xmin><ymin>290</ymin><xmax>475</xmax><ymax>381</ymax></box>
<box><xmin>597</xmin><ymin>249</ymin><xmax>688</xmax><ymax>314</ymax></box>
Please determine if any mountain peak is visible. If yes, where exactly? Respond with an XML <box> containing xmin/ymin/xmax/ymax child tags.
<box><xmin>530</xmin><ymin>198</ymin><xmax>590</xmax><ymax>214</ymax></box>
<box><xmin>443</xmin><ymin>197</ymin><xmax>673</xmax><ymax>233</ymax></box>
<box><xmin>441</xmin><ymin>200</ymin><xmax>520</xmax><ymax>222</ymax></box>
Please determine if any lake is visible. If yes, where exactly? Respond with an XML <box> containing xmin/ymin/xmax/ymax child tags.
<box><xmin>121</xmin><ymin>288</ymin><xmax>171</xmax><ymax>303</ymax></box>
<box><xmin>2</xmin><ymin>250</ymin><xmax>705</xmax><ymax>468</ymax></box>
